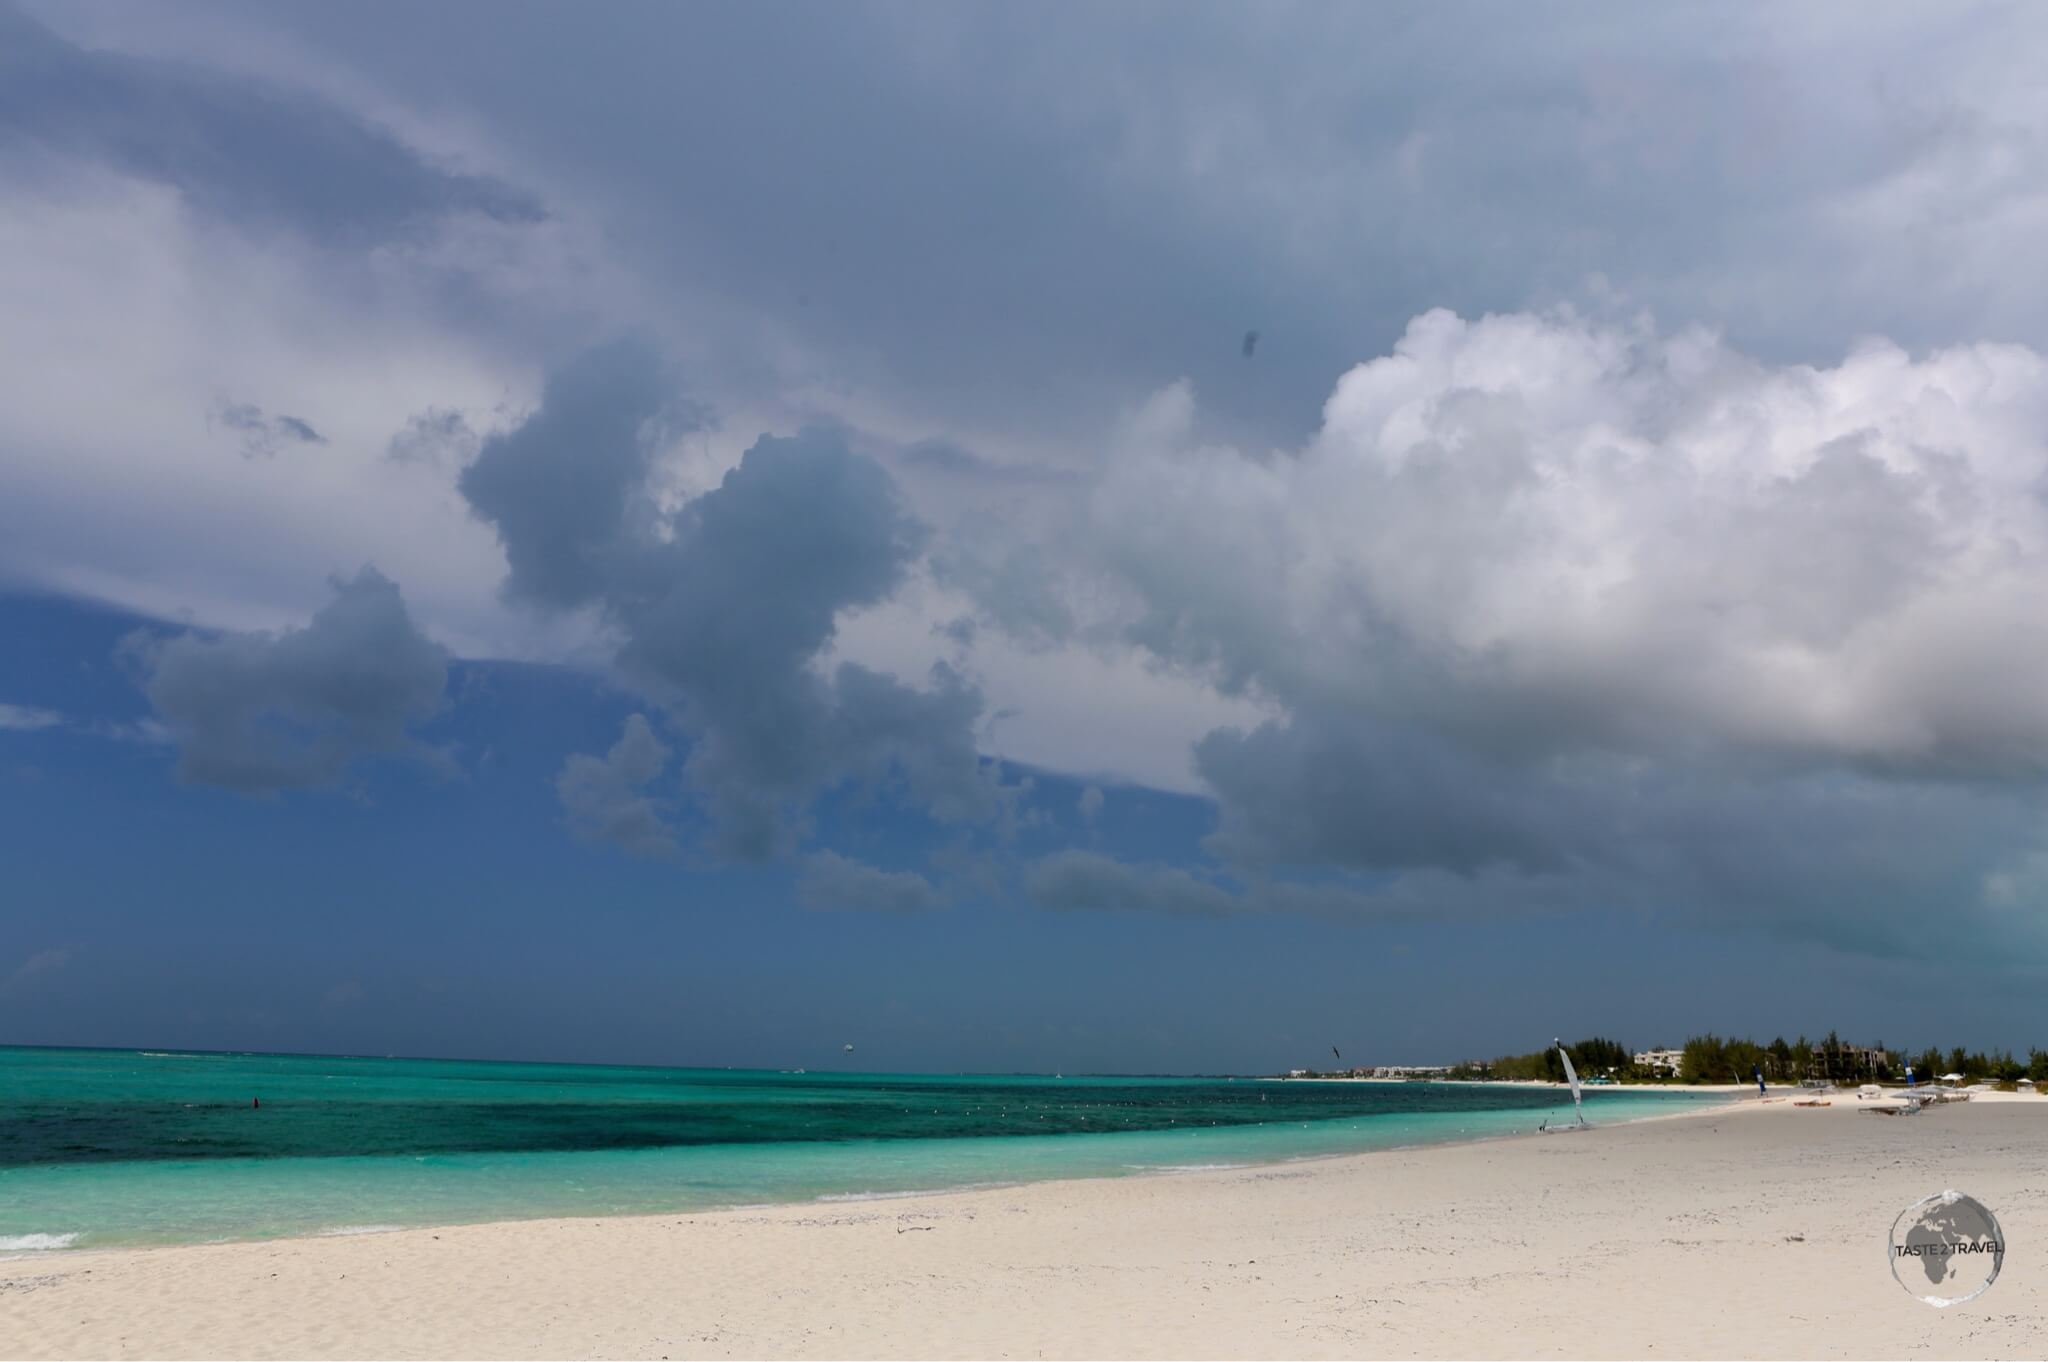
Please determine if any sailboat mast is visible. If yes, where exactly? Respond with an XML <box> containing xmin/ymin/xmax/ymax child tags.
<box><xmin>1556</xmin><ymin>1038</ymin><xmax>1585</xmax><ymax>1126</ymax></box>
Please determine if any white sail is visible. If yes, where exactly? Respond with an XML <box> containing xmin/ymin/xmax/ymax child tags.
<box><xmin>1556</xmin><ymin>1038</ymin><xmax>1585</xmax><ymax>1124</ymax></box>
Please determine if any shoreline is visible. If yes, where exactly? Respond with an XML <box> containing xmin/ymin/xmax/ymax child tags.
<box><xmin>4</xmin><ymin>1094</ymin><xmax>1750</xmax><ymax>1270</ymax></box>
<box><xmin>0</xmin><ymin>1089</ymin><xmax>1730</xmax><ymax>1262</ymax></box>
<box><xmin>7</xmin><ymin>1096</ymin><xmax>2040</xmax><ymax>1359</ymax></box>
<box><xmin>1270</xmin><ymin>1075</ymin><xmax>1767</xmax><ymax>1091</ymax></box>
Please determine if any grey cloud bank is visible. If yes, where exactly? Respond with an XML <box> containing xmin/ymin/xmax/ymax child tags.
<box><xmin>10</xmin><ymin>0</ymin><xmax>2048</xmax><ymax>973</ymax></box>
<box><xmin>132</xmin><ymin>567</ymin><xmax>447</xmax><ymax>793</ymax></box>
<box><xmin>461</xmin><ymin>341</ymin><xmax>1005</xmax><ymax>860</ymax></box>
<box><xmin>109</xmin><ymin>2</ymin><xmax>2048</xmax><ymax>448</ymax></box>
<box><xmin>1014</xmin><ymin>310</ymin><xmax>2048</xmax><ymax>950</ymax></box>
<box><xmin>0</xmin><ymin>5</ymin><xmax>537</xmax><ymax>243</ymax></box>
<box><xmin>556</xmin><ymin>713</ymin><xmax>677</xmax><ymax>858</ymax></box>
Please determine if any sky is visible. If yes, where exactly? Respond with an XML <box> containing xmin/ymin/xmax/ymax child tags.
<box><xmin>3</xmin><ymin>0</ymin><xmax>2047</xmax><ymax>1073</ymax></box>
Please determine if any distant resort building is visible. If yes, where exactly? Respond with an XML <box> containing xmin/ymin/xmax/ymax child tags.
<box><xmin>1632</xmin><ymin>1048</ymin><xmax>1684</xmax><ymax>1076</ymax></box>
<box><xmin>1367</xmin><ymin>1065</ymin><xmax>1452</xmax><ymax>1079</ymax></box>
<box><xmin>1807</xmin><ymin>1041</ymin><xmax>1891</xmax><ymax>1083</ymax></box>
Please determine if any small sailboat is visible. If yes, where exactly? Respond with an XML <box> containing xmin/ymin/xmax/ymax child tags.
<box><xmin>1540</xmin><ymin>1038</ymin><xmax>1589</xmax><ymax>1133</ymax></box>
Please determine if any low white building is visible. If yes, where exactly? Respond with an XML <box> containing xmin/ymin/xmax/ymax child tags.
<box><xmin>1633</xmin><ymin>1048</ymin><xmax>1684</xmax><ymax>1076</ymax></box>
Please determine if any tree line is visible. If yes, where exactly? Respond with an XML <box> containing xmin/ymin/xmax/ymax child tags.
<box><xmin>1440</xmin><ymin>1032</ymin><xmax>2048</xmax><ymax>1085</ymax></box>
<box><xmin>1675</xmin><ymin>1032</ymin><xmax>2047</xmax><ymax>1085</ymax></box>
<box><xmin>1445</xmin><ymin>1036</ymin><xmax>1629</xmax><ymax>1083</ymax></box>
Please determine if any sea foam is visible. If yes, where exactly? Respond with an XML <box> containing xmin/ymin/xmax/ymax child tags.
<box><xmin>0</xmin><ymin>1233</ymin><xmax>80</xmax><ymax>1252</ymax></box>
<box><xmin>1133</xmin><ymin>1162</ymin><xmax>1251</xmax><ymax>1173</ymax></box>
<box><xmin>816</xmin><ymin>1183</ymin><xmax>1007</xmax><ymax>1203</ymax></box>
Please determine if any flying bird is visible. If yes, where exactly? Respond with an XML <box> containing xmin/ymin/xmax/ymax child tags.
<box><xmin>1242</xmin><ymin>329</ymin><xmax>1259</xmax><ymax>358</ymax></box>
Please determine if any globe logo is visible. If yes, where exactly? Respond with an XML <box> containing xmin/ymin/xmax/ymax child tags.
<box><xmin>1889</xmin><ymin>1191</ymin><xmax>2004</xmax><ymax>1307</ymax></box>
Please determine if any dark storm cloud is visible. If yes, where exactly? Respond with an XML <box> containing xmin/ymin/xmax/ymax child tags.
<box><xmin>796</xmin><ymin>850</ymin><xmax>944</xmax><ymax>913</ymax></box>
<box><xmin>154</xmin><ymin>3</ymin><xmax>1356</xmax><ymax>446</ymax></box>
<box><xmin>131</xmin><ymin>566</ymin><xmax>448</xmax><ymax>792</ymax></box>
<box><xmin>609</xmin><ymin>426</ymin><xmax>1000</xmax><ymax>858</ymax></box>
<box><xmin>0</xmin><ymin>4</ymin><xmax>538</xmax><ymax>242</ymax></box>
<box><xmin>1177</xmin><ymin>681</ymin><xmax>2048</xmax><ymax>954</ymax></box>
<box><xmin>555</xmin><ymin>713</ymin><xmax>676</xmax><ymax>857</ymax></box>
<box><xmin>160</xmin><ymin>2</ymin><xmax>2048</xmax><ymax>453</ymax></box>
<box><xmin>1028</xmin><ymin>769</ymin><xmax>2048</xmax><ymax>965</ymax></box>
<box><xmin>1186</xmin><ymin>707</ymin><xmax>2048</xmax><ymax>960</ymax></box>
<box><xmin>1193</xmin><ymin>715</ymin><xmax>1575</xmax><ymax>875</ymax></box>
<box><xmin>457</xmin><ymin>340</ymin><xmax>678</xmax><ymax>612</ymax></box>
<box><xmin>462</xmin><ymin>343</ymin><xmax>1005</xmax><ymax>859</ymax></box>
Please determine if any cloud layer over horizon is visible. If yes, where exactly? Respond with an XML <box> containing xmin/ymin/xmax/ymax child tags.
<box><xmin>8</xmin><ymin>0</ymin><xmax>2048</xmax><ymax>984</ymax></box>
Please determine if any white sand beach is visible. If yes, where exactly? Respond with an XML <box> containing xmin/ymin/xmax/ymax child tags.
<box><xmin>3</xmin><ymin>1096</ymin><xmax>2041</xmax><ymax>1359</ymax></box>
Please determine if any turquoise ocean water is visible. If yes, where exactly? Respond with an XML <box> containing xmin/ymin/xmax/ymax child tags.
<box><xmin>0</xmin><ymin>1047</ymin><xmax>1722</xmax><ymax>1253</ymax></box>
